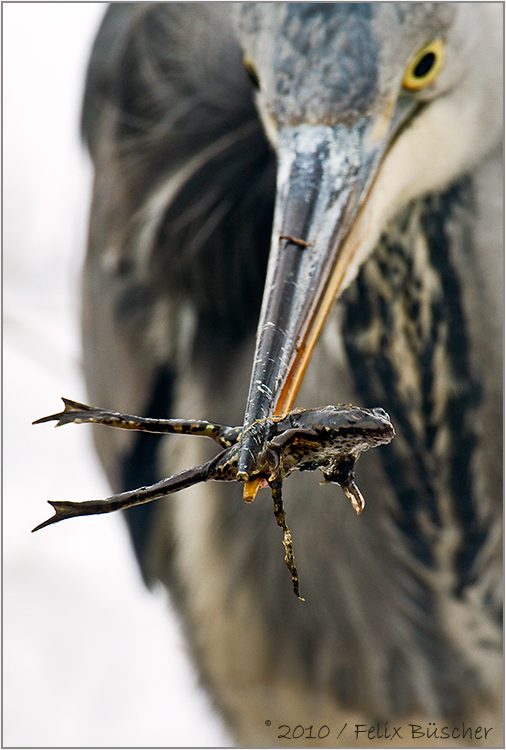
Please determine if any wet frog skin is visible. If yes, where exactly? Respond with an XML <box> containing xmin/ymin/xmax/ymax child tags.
<box><xmin>33</xmin><ymin>399</ymin><xmax>394</xmax><ymax>598</ymax></box>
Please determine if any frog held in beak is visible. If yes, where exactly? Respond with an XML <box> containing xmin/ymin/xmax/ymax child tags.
<box><xmin>237</xmin><ymin>102</ymin><xmax>417</xmax><ymax>496</ymax></box>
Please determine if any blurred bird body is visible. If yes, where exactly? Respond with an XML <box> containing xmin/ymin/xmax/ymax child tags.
<box><xmin>80</xmin><ymin>3</ymin><xmax>502</xmax><ymax>745</ymax></box>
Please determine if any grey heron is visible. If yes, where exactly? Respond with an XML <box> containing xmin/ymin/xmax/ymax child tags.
<box><xmin>62</xmin><ymin>2</ymin><xmax>505</xmax><ymax>746</ymax></box>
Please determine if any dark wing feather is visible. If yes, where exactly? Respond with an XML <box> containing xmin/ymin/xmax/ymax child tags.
<box><xmin>81</xmin><ymin>2</ymin><xmax>275</xmax><ymax>571</ymax></box>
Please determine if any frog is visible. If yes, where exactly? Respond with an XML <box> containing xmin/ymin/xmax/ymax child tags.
<box><xmin>33</xmin><ymin>398</ymin><xmax>394</xmax><ymax>599</ymax></box>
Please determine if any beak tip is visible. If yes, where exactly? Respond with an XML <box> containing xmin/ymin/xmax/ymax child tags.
<box><xmin>242</xmin><ymin>477</ymin><xmax>264</xmax><ymax>502</ymax></box>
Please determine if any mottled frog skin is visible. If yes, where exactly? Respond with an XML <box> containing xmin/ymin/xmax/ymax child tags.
<box><xmin>244</xmin><ymin>405</ymin><xmax>394</xmax><ymax>480</ymax></box>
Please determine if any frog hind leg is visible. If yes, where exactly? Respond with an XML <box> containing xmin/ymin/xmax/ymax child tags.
<box><xmin>33</xmin><ymin>397</ymin><xmax>241</xmax><ymax>448</ymax></box>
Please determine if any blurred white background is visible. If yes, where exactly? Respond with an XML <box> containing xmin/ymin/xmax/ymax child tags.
<box><xmin>4</xmin><ymin>4</ymin><xmax>231</xmax><ymax>746</ymax></box>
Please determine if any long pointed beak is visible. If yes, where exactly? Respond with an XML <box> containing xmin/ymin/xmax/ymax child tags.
<box><xmin>237</xmin><ymin>116</ymin><xmax>403</xmax><ymax>486</ymax></box>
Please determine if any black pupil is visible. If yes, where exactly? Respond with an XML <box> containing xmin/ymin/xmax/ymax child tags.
<box><xmin>414</xmin><ymin>52</ymin><xmax>436</xmax><ymax>78</ymax></box>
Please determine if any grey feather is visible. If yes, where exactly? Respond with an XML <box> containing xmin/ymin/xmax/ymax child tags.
<box><xmin>80</xmin><ymin>3</ymin><xmax>502</xmax><ymax>744</ymax></box>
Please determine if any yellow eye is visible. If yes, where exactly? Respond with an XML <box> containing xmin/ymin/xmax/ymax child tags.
<box><xmin>243</xmin><ymin>56</ymin><xmax>260</xmax><ymax>89</ymax></box>
<box><xmin>402</xmin><ymin>38</ymin><xmax>445</xmax><ymax>91</ymax></box>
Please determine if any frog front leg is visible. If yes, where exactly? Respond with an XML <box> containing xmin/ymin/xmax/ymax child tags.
<box><xmin>269</xmin><ymin>478</ymin><xmax>304</xmax><ymax>601</ymax></box>
<box><xmin>263</xmin><ymin>427</ymin><xmax>320</xmax><ymax>478</ymax></box>
<box><xmin>320</xmin><ymin>457</ymin><xmax>366</xmax><ymax>515</ymax></box>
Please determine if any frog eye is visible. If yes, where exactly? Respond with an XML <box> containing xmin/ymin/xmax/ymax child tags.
<box><xmin>243</xmin><ymin>56</ymin><xmax>260</xmax><ymax>89</ymax></box>
<box><xmin>402</xmin><ymin>38</ymin><xmax>445</xmax><ymax>91</ymax></box>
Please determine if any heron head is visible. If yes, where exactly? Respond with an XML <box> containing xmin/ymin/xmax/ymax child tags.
<box><xmin>233</xmin><ymin>3</ymin><xmax>502</xmax><ymax>486</ymax></box>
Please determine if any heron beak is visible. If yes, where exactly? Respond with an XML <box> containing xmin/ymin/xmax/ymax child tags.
<box><xmin>238</xmin><ymin>107</ymin><xmax>412</xmax><ymax>490</ymax></box>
